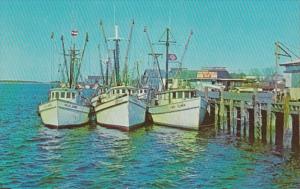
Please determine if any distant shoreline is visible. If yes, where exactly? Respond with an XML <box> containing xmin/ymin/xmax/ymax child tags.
<box><xmin>0</xmin><ymin>80</ymin><xmax>53</xmax><ymax>84</ymax></box>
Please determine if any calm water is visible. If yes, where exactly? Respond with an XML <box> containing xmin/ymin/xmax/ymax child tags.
<box><xmin>0</xmin><ymin>83</ymin><xmax>300</xmax><ymax>188</ymax></box>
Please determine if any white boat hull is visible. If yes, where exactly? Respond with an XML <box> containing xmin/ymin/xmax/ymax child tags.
<box><xmin>94</xmin><ymin>95</ymin><xmax>146</xmax><ymax>131</ymax></box>
<box><xmin>149</xmin><ymin>97</ymin><xmax>207</xmax><ymax>130</ymax></box>
<box><xmin>38</xmin><ymin>100</ymin><xmax>90</xmax><ymax>128</ymax></box>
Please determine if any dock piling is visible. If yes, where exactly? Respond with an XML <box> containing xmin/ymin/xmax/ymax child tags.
<box><xmin>261</xmin><ymin>110</ymin><xmax>267</xmax><ymax>144</ymax></box>
<box><xmin>248</xmin><ymin>109</ymin><xmax>255</xmax><ymax>144</ymax></box>
<box><xmin>275</xmin><ymin>112</ymin><xmax>284</xmax><ymax>148</ymax></box>
<box><xmin>291</xmin><ymin>114</ymin><xmax>300</xmax><ymax>152</ymax></box>
<box><xmin>236</xmin><ymin>107</ymin><xmax>241</xmax><ymax>137</ymax></box>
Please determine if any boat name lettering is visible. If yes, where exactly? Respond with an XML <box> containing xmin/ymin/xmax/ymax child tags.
<box><xmin>171</xmin><ymin>103</ymin><xmax>185</xmax><ymax>109</ymax></box>
<box><xmin>64</xmin><ymin>103</ymin><xmax>77</xmax><ymax>109</ymax></box>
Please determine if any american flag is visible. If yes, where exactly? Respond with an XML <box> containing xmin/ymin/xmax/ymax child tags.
<box><xmin>71</xmin><ymin>30</ymin><xmax>78</xmax><ymax>37</ymax></box>
<box><xmin>168</xmin><ymin>54</ymin><xmax>177</xmax><ymax>61</ymax></box>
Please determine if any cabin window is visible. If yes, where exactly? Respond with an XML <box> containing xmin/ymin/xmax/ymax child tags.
<box><xmin>122</xmin><ymin>89</ymin><xmax>125</xmax><ymax>94</ymax></box>
<box><xmin>55</xmin><ymin>92</ymin><xmax>59</xmax><ymax>99</ymax></box>
<box><xmin>144</xmin><ymin>89</ymin><xmax>147</xmax><ymax>93</ymax></box>
<box><xmin>191</xmin><ymin>91</ymin><xmax>196</xmax><ymax>98</ymax></box>
<box><xmin>51</xmin><ymin>92</ymin><xmax>54</xmax><ymax>99</ymax></box>
<box><xmin>158</xmin><ymin>94</ymin><xmax>162</xmax><ymax>100</ymax></box>
<box><xmin>72</xmin><ymin>93</ymin><xmax>76</xmax><ymax>99</ymax></box>
<box><xmin>184</xmin><ymin>91</ymin><xmax>189</xmax><ymax>98</ymax></box>
<box><xmin>67</xmin><ymin>92</ymin><xmax>71</xmax><ymax>98</ymax></box>
<box><xmin>61</xmin><ymin>92</ymin><xmax>65</xmax><ymax>98</ymax></box>
<box><xmin>140</xmin><ymin>89</ymin><xmax>143</xmax><ymax>93</ymax></box>
<box><xmin>116</xmin><ymin>89</ymin><xmax>120</xmax><ymax>94</ymax></box>
<box><xmin>112</xmin><ymin>90</ymin><xmax>115</xmax><ymax>94</ymax></box>
<box><xmin>178</xmin><ymin>92</ymin><xmax>183</xmax><ymax>98</ymax></box>
<box><xmin>172</xmin><ymin>92</ymin><xmax>176</xmax><ymax>99</ymax></box>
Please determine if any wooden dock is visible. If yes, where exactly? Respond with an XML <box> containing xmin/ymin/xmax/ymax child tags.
<box><xmin>201</xmin><ymin>90</ymin><xmax>300</xmax><ymax>152</ymax></box>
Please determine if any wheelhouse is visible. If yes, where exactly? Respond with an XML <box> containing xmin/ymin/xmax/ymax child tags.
<box><xmin>106</xmin><ymin>86</ymin><xmax>138</xmax><ymax>96</ymax></box>
<box><xmin>49</xmin><ymin>88</ymin><xmax>79</xmax><ymax>103</ymax></box>
<box><xmin>154</xmin><ymin>89</ymin><xmax>199</xmax><ymax>105</ymax></box>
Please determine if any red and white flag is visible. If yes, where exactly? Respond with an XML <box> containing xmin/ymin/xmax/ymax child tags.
<box><xmin>71</xmin><ymin>30</ymin><xmax>78</xmax><ymax>37</ymax></box>
<box><xmin>168</xmin><ymin>53</ymin><xmax>177</xmax><ymax>61</ymax></box>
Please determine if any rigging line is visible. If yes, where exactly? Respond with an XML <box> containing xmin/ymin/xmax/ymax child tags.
<box><xmin>278</xmin><ymin>42</ymin><xmax>300</xmax><ymax>59</ymax></box>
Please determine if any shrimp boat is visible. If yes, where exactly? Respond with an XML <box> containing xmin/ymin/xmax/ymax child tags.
<box><xmin>147</xmin><ymin>27</ymin><xmax>208</xmax><ymax>130</ymax></box>
<box><xmin>149</xmin><ymin>88</ymin><xmax>207</xmax><ymax>130</ymax></box>
<box><xmin>94</xmin><ymin>86</ymin><xmax>146</xmax><ymax>131</ymax></box>
<box><xmin>38</xmin><ymin>33</ymin><xmax>90</xmax><ymax>128</ymax></box>
<box><xmin>93</xmin><ymin>21</ymin><xmax>146</xmax><ymax>131</ymax></box>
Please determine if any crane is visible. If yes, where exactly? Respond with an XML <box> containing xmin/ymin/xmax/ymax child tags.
<box><xmin>123</xmin><ymin>19</ymin><xmax>135</xmax><ymax>85</ymax></box>
<box><xmin>275</xmin><ymin>41</ymin><xmax>298</xmax><ymax>67</ymax></box>
<box><xmin>144</xmin><ymin>26</ymin><xmax>164</xmax><ymax>90</ymax></box>
<box><xmin>274</xmin><ymin>41</ymin><xmax>299</xmax><ymax>95</ymax></box>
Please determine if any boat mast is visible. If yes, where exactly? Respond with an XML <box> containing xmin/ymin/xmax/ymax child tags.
<box><xmin>106</xmin><ymin>59</ymin><xmax>109</xmax><ymax>86</ymax></box>
<box><xmin>60</xmin><ymin>35</ymin><xmax>69</xmax><ymax>85</ymax></box>
<box><xmin>176</xmin><ymin>30</ymin><xmax>193</xmax><ymax>78</ymax></box>
<box><xmin>69</xmin><ymin>44</ymin><xmax>75</xmax><ymax>88</ymax></box>
<box><xmin>74</xmin><ymin>33</ymin><xmax>88</xmax><ymax>85</ymax></box>
<box><xmin>98</xmin><ymin>44</ymin><xmax>105</xmax><ymax>85</ymax></box>
<box><xmin>165</xmin><ymin>28</ymin><xmax>170</xmax><ymax>90</ymax></box>
<box><xmin>123</xmin><ymin>20</ymin><xmax>135</xmax><ymax>86</ymax></box>
<box><xmin>159</xmin><ymin>27</ymin><xmax>175</xmax><ymax>90</ymax></box>
<box><xmin>144</xmin><ymin>26</ymin><xmax>164</xmax><ymax>89</ymax></box>
<box><xmin>99</xmin><ymin>20</ymin><xmax>111</xmax><ymax>86</ymax></box>
<box><xmin>113</xmin><ymin>25</ymin><xmax>121</xmax><ymax>86</ymax></box>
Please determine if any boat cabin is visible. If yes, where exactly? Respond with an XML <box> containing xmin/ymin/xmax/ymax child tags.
<box><xmin>49</xmin><ymin>88</ymin><xmax>79</xmax><ymax>103</ymax></box>
<box><xmin>106</xmin><ymin>86</ymin><xmax>139</xmax><ymax>96</ymax></box>
<box><xmin>154</xmin><ymin>89</ymin><xmax>198</xmax><ymax>105</ymax></box>
<box><xmin>96</xmin><ymin>86</ymin><xmax>150</xmax><ymax>104</ymax></box>
<box><xmin>138</xmin><ymin>88</ymin><xmax>149</xmax><ymax>99</ymax></box>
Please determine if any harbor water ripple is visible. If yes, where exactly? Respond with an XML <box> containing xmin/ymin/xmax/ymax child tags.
<box><xmin>0</xmin><ymin>83</ymin><xmax>300</xmax><ymax>188</ymax></box>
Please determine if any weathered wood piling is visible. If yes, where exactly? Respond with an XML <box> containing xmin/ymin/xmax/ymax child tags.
<box><xmin>203</xmin><ymin>90</ymin><xmax>300</xmax><ymax>152</ymax></box>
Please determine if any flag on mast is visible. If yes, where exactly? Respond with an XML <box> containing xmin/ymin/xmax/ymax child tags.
<box><xmin>71</xmin><ymin>30</ymin><xmax>78</xmax><ymax>37</ymax></box>
<box><xmin>168</xmin><ymin>53</ymin><xmax>177</xmax><ymax>61</ymax></box>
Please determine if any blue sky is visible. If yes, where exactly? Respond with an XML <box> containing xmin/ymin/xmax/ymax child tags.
<box><xmin>0</xmin><ymin>0</ymin><xmax>299</xmax><ymax>82</ymax></box>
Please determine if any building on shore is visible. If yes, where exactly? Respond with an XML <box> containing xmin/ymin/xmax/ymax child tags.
<box><xmin>142</xmin><ymin>67</ymin><xmax>268</xmax><ymax>93</ymax></box>
<box><xmin>280</xmin><ymin>59</ymin><xmax>300</xmax><ymax>100</ymax></box>
<box><xmin>172</xmin><ymin>67</ymin><xmax>251</xmax><ymax>91</ymax></box>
